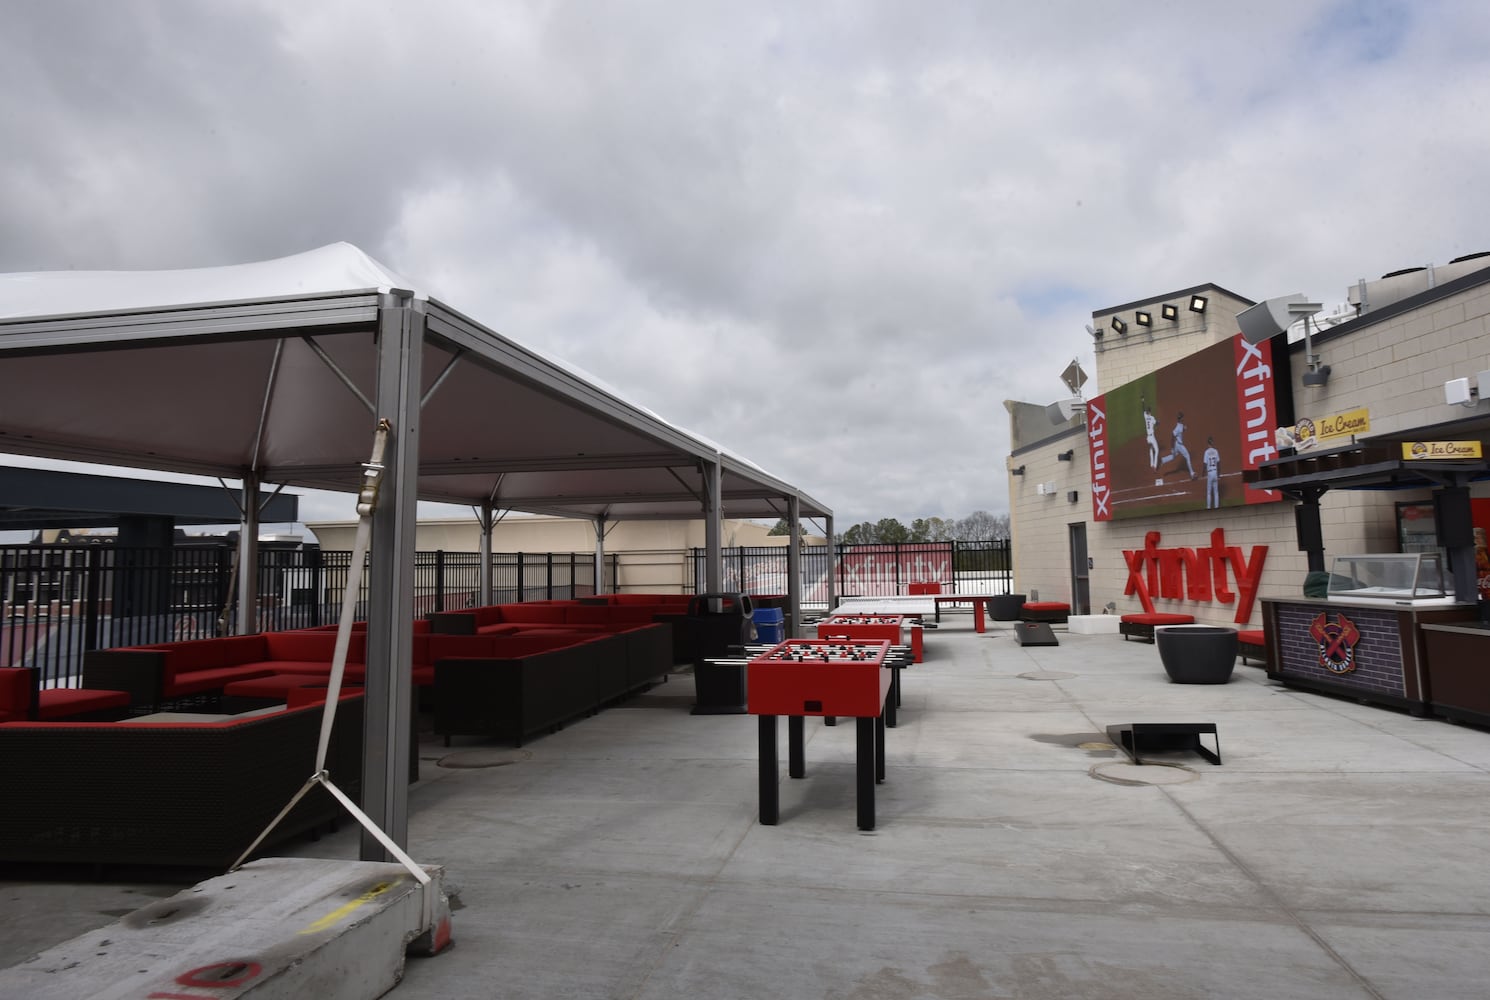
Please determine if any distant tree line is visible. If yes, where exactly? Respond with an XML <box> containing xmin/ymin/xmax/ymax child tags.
<box><xmin>768</xmin><ymin>511</ymin><xmax>1010</xmax><ymax>543</ymax></box>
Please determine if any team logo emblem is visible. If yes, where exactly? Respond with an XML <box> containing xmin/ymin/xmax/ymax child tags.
<box><xmin>1309</xmin><ymin>612</ymin><xmax>1360</xmax><ymax>674</ymax></box>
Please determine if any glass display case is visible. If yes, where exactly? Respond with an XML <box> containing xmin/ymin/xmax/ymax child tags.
<box><xmin>1326</xmin><ymin>551</ymin><xmax>1456</xmax><ymax>606</ymax></box>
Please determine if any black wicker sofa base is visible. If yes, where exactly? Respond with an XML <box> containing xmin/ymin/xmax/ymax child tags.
<box><xmin>0</xmin><ymin>695</ymin><xmax>364</xmax><ymax>869</ymax></box>
<box><xmin>433</xmin><ymin>624</ymin><xmax>674</xmax><ymax>747</ymax></box>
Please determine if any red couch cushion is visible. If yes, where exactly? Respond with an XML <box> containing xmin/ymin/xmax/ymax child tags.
<box><xmin>1023</xmin><ymin>602</ymin><xmax>1070</xmax><ymax>612</ymax></box>
<box><xmin>1238</xmin><ymin>629</ymin><xmax>1265</xmax><ymax>646</ymax></box>
<box><xmin>36</xmin><ymin>688</ymin><xmax>131</xmax><ymax>721</ymax></box>
<box><xmin>501</xmin><ymin>603</ymin><xmax>570</xmax><ymax>625</ymax></box>
<box><xmin>1120</xmin><ymin>613</ymin><xmax>1195</xmax><ymax>626</ymax></box>
<box><xmin>167</xmin><ymin>664</ymin><xmax>280</xmax><ymax>697</ymax></box>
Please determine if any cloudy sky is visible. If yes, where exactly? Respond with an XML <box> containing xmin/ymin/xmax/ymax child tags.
<box><xmin>4</xmin><ymin>0</ymin><xmax>1489</xmax><ymax>534</ymax></box>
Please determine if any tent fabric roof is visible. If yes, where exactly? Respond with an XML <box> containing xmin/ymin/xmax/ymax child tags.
<box><xmin>0</xmin><ymin>242</ymin><xmax>417</xmax><ymax>320</ymax></box>
<box><xmin>0</xmin><ymin>244</ymin><xmax>830</xmax><ymax>524</ymax></box>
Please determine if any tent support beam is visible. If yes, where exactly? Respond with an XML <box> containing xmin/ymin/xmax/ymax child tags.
<box><xmin>824</xmin><ymin>515</ymin><xmax>836</xmax><ymax>612</ymax></box>
<box><xmin>361</xmin><ymin>294</ymin><xmax>423</xmax><ymax>860</ymax></box>
<box><xmin>787</xmin><ymin>495</ymin><xmax>802</xmax><ymax>638</ymax></box>
<box><xmin>235</xmin><ymin>470</ymin><xmax>260</xmax><ymax>635</ymax></box>
<box><xmin>703</xmin><ymin>458</ymin><xmax>723</xmax><ymax>593</ymax></box>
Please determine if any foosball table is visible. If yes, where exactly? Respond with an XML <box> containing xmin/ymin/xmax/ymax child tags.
<box><xmin>816</xmin><ymin>613</ymin><xmax>923</xmax><ymax>662</ymax></box>
<box><xmin>747</xmin><ymin>639</ymin><xmax>894</xmax><ymax>831</ymax></box>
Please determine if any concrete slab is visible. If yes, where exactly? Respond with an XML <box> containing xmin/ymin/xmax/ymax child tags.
<box><xmin>0</xmin><ymin>858</ymin><xmax>450</xmax><ymax>1000</ymax></box>
<box><xmin>1069</xmin><ymin>613</ymin><xmax>1121</xmax><ymax>634</ymax></box>
<box><xmin>8</xmin><ymin>618</ymin><xmax>1490</xmax><ymax>1000</ymax></box>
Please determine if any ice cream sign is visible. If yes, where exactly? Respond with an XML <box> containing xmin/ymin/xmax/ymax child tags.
<box><xmin>1293</xmin><ymin>406</ymin><xmax>1371</xmax><ymax>449</ymax></box>
<box><xmin>1400</xmin><ymin>440</ymin><xmax>1484</xmax><ymax>460</ymax></box>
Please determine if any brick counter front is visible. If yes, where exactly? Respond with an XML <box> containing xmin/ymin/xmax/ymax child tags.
<box><xmin>1263</xmin><ymin>597</ymin><xmax>1478</xmax><ymax>715</ymax></box>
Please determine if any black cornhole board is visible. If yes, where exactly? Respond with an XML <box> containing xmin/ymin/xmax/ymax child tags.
<box><xmin>1015</xmin><ymin>621</ymin><xmax>1059</xmax><ymax>646</ymax></box>
<box><xmin>1106</xmin><ymin>722</ymin><xmax>1221</xmax><ymax>765</ymax></box>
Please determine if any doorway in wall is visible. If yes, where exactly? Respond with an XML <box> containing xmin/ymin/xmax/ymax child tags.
<box><xmin>1068</xmin><ymin>522</ymin><xmax>1091</xmax><ymax>615</ymax></box>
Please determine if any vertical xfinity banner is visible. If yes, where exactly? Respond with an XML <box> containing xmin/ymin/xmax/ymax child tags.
<box><xmin>1089</xmin><ymin>333</ymin><xmax>1284</xmax><ymax>521</ymax></box>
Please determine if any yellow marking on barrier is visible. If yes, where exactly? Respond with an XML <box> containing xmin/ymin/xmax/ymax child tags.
<box><xmin>299</xmin><ymin>880</ymin><xmax>401</xmax><ymax>935</ymax></box>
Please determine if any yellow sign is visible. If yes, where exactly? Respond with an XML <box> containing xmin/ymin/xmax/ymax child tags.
<box><xmin>1315</xmin><ymin>407</ymin><xmax>1371</xmax><ymax>442</ymax></box>
<box><xmin>1401</xmin><ymin>440</ymin><xmax>1484</xmax><ymax>460</ymax></box>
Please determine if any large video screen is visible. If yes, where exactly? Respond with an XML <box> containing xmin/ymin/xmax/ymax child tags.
<box><xmin>1087</xmin><ymin>334</ymin><xmax>1287</xmax><ymax>521</ymax></box>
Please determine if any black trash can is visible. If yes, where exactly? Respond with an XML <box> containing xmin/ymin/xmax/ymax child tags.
<box><xmin>688</xmin><ymin>593</ymin><xmax>756</xmax><ymax>715</ymax></box>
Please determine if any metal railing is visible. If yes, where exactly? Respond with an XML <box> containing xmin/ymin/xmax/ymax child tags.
<box><xmin>2</xmin><ymin>539</ymin><xmax>1010</xmax><ymax>687</ymax></box>
<box><xmin>0</xmin><ymin>545</ymin><xmax>606</xmax><ymax>688</ymax></box>
<box><xmin>688</xmin><ymin>539</ymin><xmax>1013</xmax><ymax>604</ymax></box>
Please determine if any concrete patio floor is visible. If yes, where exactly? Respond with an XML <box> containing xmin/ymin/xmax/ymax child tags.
<box><xmin>5</xmin><ymin>614</ymin><xmax>1490</xmax><ymax>999</ymax></box>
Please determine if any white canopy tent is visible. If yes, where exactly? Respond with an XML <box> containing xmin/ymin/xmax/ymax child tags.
<box><xmin>0</xmin><ymin>243</ymin><xmax>833</xmax><ymax>858</ymax></box>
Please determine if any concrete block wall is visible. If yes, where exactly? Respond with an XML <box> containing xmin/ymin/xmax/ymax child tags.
<box><xmin>1007</xmin><ymin>269</ymin><xmax>1490</xmax><ymax>630</ymax></box>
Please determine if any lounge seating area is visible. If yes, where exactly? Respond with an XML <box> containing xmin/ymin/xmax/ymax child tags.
<box><xmin>0</xmin><ymin>691</ymin><xmax>365</xmax><ymax>868</ymax></box>
<box><xmin>0</xmin><ymin>600</ymin><xmax>682</xmax><ymax>867</ymax></box>
<box><xmin>1119</xmin><ymin>612</ymin><xmax>1197</xmax><ymax>642</ymax></box>
<box><xmin>427</xmin><ymin>592</ymin><xmax>750</xmax><ymax>668</ymax></box>
<box><xmin>80</xmin><ymin>610</ymin><xmax>675</xmax><ymax>745</ymax></box>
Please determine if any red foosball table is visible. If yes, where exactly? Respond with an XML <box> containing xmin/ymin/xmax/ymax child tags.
<box><xmin>816</xmin><ymin>613</ymin><xmax>923</xmax><ymax>662</ymax></box>
<box><xmin>747</xmin><ymin>639</ymin><xmax>894</xmax><ymax>831</ymax></box>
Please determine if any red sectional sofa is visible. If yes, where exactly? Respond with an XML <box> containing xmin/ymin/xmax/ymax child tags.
<box><xmin>432</xmin><ymin>623</ymin><xmax>675</xmax><ymax>746</ymax></box>
<box><xmin>0</xmin><ymin>692</ymin><xmax>365</xmax><ymax>868</ymax></box>
<box><xmin>0</xmin><ymin>666</ymin><xmax>130</xmax><ymax>722</ymax></box>
<box><xmin>80</xmin><ymin>617</ymin><xmax>676</xmax><ymax>748</ymax></box>
<box><xmin>80</xmin><ymin>629</ymin><xmax>527</xmax><ymax>711</ymax></box>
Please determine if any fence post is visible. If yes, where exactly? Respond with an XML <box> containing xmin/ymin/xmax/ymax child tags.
<box><xmin>516</xmin><ymin>553</ymin><xmax>526</xmax><ymax>603</ymax></box>
<box><xmin>82</xmin><ymin>546</ymin><xmax>102</xmax><ymax>662</ymax></box>
<box><xmin>434</xmin><ymin>550</ymin><xmax>446</xmax><ymax>614</ymax></box>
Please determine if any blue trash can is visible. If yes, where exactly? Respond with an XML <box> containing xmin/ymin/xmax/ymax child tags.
<box><xmin>752</xmin><ymin>607</ymin><xmax>785</xmax><ymax>644</ymax></box>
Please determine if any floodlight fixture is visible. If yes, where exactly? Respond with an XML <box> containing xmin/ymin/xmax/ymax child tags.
<box><xmin>1010</xmin><ymin>465</ymin><xmax>1026</xmax><ymax>476</ymax></box>
<box><xmin>1111</xmin><ymin>316</ymin><xmax>1128</xmax><ymax>336</ymax></box>
<box><xmin>1057</xmin><ymin>449</ymin><xmax>1074</xmax><ymax>462</ymax></box>
<box><xmin>1189</xmin><ymin>295</ymin><xmax>1208</xmax><ymax>313</ymax></box>
<box><xmin>1161</xmin><ymin>303</ymin><xmax>1179</xmax><ymax>321</ymax></box>
<box><xmin>1135</xmin><ymin>310</ymin><xmax>1152</xmax><ymax>327</ymax></box>
<box><xmin>1238</xmin><ymin>293</ymin><xmax>1329</xmax><ymax>386</ymax></box>
<box><xmin>1045</xmin><ymin>397</ymin><xmax>1086</xmax><ymax>424</ymax></box>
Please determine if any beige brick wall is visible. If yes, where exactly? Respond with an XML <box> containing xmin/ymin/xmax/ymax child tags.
<box><xmin>1008</xmin><ymin>275</ymin><xmax>1490</xmax><ymax>627</ymax></box>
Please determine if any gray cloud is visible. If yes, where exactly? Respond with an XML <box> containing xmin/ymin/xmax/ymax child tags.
<box><xmin>5</xmin><ymin>0</ymin><xmax>1490</xmax><ymax>529</ymax></box>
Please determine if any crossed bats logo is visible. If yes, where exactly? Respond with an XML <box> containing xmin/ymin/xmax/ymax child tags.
<box><xmin>1309</xmin><ymin>612</ymin><xmax>1360</xmax><ymax>674</ymax></box>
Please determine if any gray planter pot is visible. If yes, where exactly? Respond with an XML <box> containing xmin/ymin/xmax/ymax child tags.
<box><xmin>1155</xmin><ymin>625</ymin><xmax>1238</xmax><ymax>684</ymax></box>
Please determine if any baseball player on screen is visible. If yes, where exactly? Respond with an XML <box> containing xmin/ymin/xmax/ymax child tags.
<box><xmin>1203</xmin><ymin>436</ymin><xmax>1221</xmax><ymax>508</ymax></box>
<box><xmin>1164</xmin><ymin>411</ymin><xmax>1196</xmax><ymax>480</ymax></box>
<box><xmin>1142</xmin><ymin>397</ymin><xmax>1159</xmax><ymax>470</ymax></box>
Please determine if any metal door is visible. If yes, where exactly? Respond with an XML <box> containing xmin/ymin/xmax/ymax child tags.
<box><xmin>1068</xmin><ymin>522</ymin><xmax>1091</xmax><ymax>615</ymax></box>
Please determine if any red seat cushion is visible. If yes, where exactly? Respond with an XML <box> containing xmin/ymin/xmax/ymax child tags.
<box><xmin>1121</xmin><ymin>613</ymin><xmax>1195</xmax><ymax>626</ymax></box>
<box><xmin>1023</xmin><ymin>602</ymin><xmax>1070</xmax><ymax>612</ymax></box>
<box><xmin>223</xmin><ymin>673</ymin><xmax>335</xmax><ymax>699</ymax></box>
<box><xmin>1238</xmin><ymin>629</ymin><xmax>1265</xmax><ymax>645</ymax></box>
<box><xmin>36</xmin><ymin>688</ymin><xmax>131</xmax><ymax>721</ymax></box>
<box><xmin>166</xmin><ymin>664</ymin><xmax>278</xmax><ymax>697</ymax></box>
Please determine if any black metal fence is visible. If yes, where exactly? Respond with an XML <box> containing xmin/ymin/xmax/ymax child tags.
<box><xmin>689</xmin><ymin>539</ymin><xmax>1012</xmax><ymax>602</ymax></box>
<box><xmin>3</xmin><ymin>539</ymin><xmax>1010</xmax><ymax>688</ymax></box>
<box><xmin>1</xmin><ymin>545</ymin><xmax>604</xmax><ymax>688</ymax></box>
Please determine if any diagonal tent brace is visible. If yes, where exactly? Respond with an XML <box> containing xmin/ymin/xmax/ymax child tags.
<box><xmin>232</xmin><ymin>418</ymin><xmax>437</xmax><ymax>934</ymax></box>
